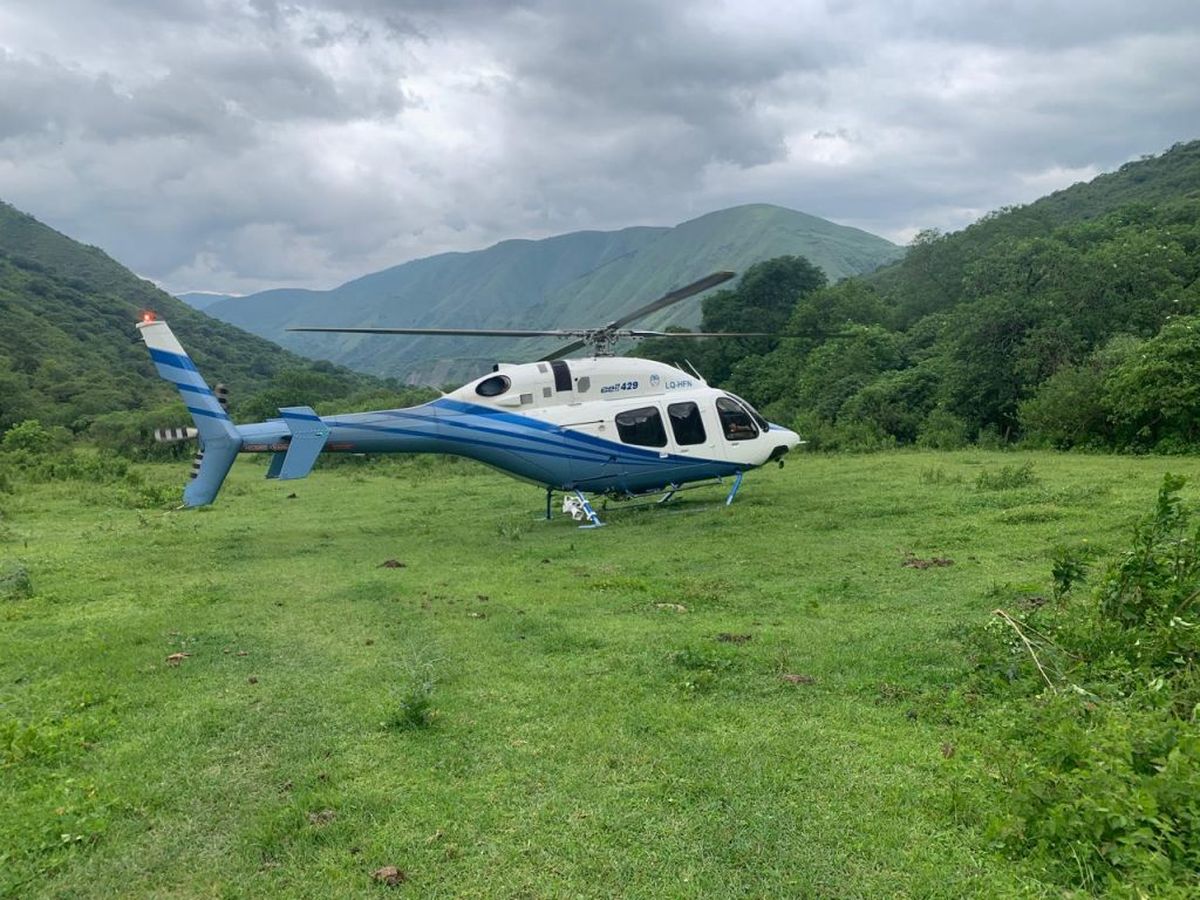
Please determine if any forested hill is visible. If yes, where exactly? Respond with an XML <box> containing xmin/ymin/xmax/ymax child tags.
<box><xmin>0</xmin><ymin>202</ymin><xmax>384</xmax><ymax>441</ymax></box>
<box><xmin>203</xmin><ymin>203</ymin><xmax>901</xmax><ymax>385</ymax></box>
<box><xmin>643</xmin><ymin>140</ymin><xmax>1200</xmax><ymax>452</ymax></box>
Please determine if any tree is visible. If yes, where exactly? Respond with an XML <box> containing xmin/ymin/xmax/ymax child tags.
<box><xmin>639</xmin><ymin>255</ymin><xmax>826</xmax><ymax>384</ymax></box>
<box><xmin>1105</xmin><ymin>318</ymin><xmax>1200</xmax><ymax>450</ymax></box>
<box><xmin>939</xmin><ymin>294</ymin><xmax>1039</xmax><ymax>439</ymax></box>
<box><xmin>1018</xmin><ymin>335</ymin><xmax>1140</xmax><ymax>448</ymax></box>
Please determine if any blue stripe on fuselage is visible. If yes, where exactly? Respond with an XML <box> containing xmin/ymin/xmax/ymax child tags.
<box><xmin>429</xmin><ymin>397</ymin><xmax>696</xmax><ymax>464</ymax></box>
<box><xmin>344</xmin><ymin>406</ymin><xmax>616</xmax><ymax>465</ymax></box>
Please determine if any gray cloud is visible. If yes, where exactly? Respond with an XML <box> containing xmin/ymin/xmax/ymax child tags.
<box><xmin>0</xmin><ymin>0</ymin><xmax>1197</xmax><ymax>294</ymax></box>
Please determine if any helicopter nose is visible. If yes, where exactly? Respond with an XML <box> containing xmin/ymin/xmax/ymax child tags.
<box><xmin>766</xmin><ymin>424</ymin><xmax>802</xmax><ymax>462</ymax></box>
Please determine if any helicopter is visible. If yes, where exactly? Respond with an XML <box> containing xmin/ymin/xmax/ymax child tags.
<box><xmin>139</xmin><ymin>270</ymin><xmax>801</xmax><ymax>527</ymax></box>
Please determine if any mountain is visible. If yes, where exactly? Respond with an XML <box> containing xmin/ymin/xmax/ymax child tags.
<box><xmin>205</xmin><ymin>204</ymin><xmax>901</xmax><ymax>384</ymax></box>
<box><xmin>177</xmin><ymin>291</ymin><xmax>238</xmax><ymax>310</ymax></box>
<box><xmin>0</xmin><ymin>201</ymin><xmax>377</xmax><ymax>435</ymax></box>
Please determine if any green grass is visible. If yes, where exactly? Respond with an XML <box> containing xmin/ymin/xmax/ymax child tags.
<box><xmin>1</xmin><ymin>450</ymin><xmax>1193</xmax><ymax>897</ymax></box>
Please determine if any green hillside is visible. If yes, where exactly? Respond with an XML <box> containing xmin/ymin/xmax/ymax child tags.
<box><xmin>651</xmin><ymin>140</ymin><xmax>1200</xmax><ymax>453</ymax></box>
<box><xmin>865</xmin><ymin>139</ymin><xmax>1200</xmax><ymax>326</ymax></box>
<box><xmin>206</xmin><ymin>205</ymin><xmax>900</xmax><ymax>383</ymax></box>
<box><xmin>0</xmin><ymin>202</ymin><xmax>381</xmax><ymax>441</ymax></box>
<box><xmin>208</xmin><ymin>226</ymin><xmax>666</xmax><ymax>383</ymax></box>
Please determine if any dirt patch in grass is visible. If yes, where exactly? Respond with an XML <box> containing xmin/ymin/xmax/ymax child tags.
<box><xmin>716</xmin><ymin>633</ymin><xmax>752</xmax><ymax>644</ymax></box>
<box><xmin>780</xmin><ymin>673</ymin><xmax>816</xmax><ymax>685</ymax></box>
<box><xmin>901</xmin><ymin>555</ymin><xmax>954</xmax><ymax>570</ymax></box>
<box><xmin>372</xmin><ymin>865</ymin><xmax>407</xmax><ymax>886</ymax></box>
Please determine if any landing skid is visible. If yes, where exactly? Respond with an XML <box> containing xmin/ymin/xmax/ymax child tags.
<box><xmin>561</xmin><ymin>490</ymin><xmax>604</xmax><ymax>528</ymax></box>
<box><xmin>544</xmin><ymin>472</ymin><xmax>747</xmax><ymax>527</ymax></box>
<box><xmin>548</xmin><ymin>488</ymin><xmax>607</xmax><ymax>527</ymax></box>
<box><xmin>610</xmin><ymin>473</ymin><xmax>746</xmax><ymax>508</ymax></box>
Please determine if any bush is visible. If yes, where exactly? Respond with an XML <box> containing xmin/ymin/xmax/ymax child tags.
<box><xmin>1018</xmin><ymin>363</ymin><xmax>1110</xmax><ymax>449</ymax></box>
<box><xmin>0</xmin><ymin>561</ymin><xmax>32</xmax><ymax>600</ymax></box>
<box><xmin>967</xmin><ymin>475</ymin><xmax>1200</xmax><ymax>894</ymax></box>
<box><xmin>1</xmin><ymin>448</ymin><xmax>129</xmax><ymax>485</ymax></box>
<box><xmin>87</xmin><ymin>405</ymin><xmax>194</xmax><ymax>461</ymax></box>
<box><xmin>1</xmin><ymin>419</ymin><xmax>55</xmax><ymax>453</ymax></box>
<box><xmin>387</xmin><ymin>682</ymin><xmax>436</xmax><ymax>731</ymax></box>
<box><xmin>917</xmin><ymin>408</ymin><xmax>969</xmax><ymax>450</ymax></box>
<box><xmin>790</xmin><ymin>412</ymin><xmax>896</xmax><ymax>452</ymax></box>
<box><xmin>989</xmin><ymin>698</ymin><xmax>1200</xmax><ymax>893</ymax></box>
<box><xmin>975</xmin><ymin>462</ymin><xmax>1039</xmax><ymax>491</ymax></box>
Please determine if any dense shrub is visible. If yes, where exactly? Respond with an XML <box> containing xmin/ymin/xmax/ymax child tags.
<box><xmin>967</xmin><ymin>475</ymin><xmax>1200</xmax><ymax>894</ymax></box>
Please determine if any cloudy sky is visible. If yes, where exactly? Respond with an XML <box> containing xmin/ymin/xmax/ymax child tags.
<box><xmin>1</xmin><ymin>0</ymin><xmax>1198</xmax><ymax>295</ymax></box>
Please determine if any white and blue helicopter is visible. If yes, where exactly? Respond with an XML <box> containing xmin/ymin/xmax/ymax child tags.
<box><xmin>140</xmin><ymin>271</ymin><xmax>801</xmax><ymax>526</ymax></box>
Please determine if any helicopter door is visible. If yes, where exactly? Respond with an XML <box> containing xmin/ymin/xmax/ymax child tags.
<box><xmin>562</xmin><ymin>416</ymin><xmax>625</xmax><ymax>489</ymax></box>
<box><xmin>663</xmin><ymin>400</ymin><xmax>729</xmax><ymax>482</ymax></box>
<box><xmin>666</xmin><ymin>401</ymin><xmax>708</xmax><ymax>453</ymax></box>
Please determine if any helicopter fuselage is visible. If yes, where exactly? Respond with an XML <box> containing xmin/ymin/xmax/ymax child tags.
<box><xmin>236</xmin><ymin>356</ymin><xmax>800</xmax><ymax>496</ymax></box>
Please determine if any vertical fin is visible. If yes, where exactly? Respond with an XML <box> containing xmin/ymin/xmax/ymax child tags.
<box><xmin>136</xmin><ymin>316</ymin><xmax>241</xmax><ymax>506</ymax></box>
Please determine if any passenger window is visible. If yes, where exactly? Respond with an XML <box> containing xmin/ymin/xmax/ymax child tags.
<box><xmin>667</xmin><ymin>402</ymin><xmax>706</xmax><ymax>445</ymax></box>
<box><xmin>717</xmin><ymin>397</ymin><xmax>758</xmax><ymax>441</ymax></box>
<box><xmin>615</xmin><ymin>406</ymin><xmax>667</xmax><ymax>448</ymax></box>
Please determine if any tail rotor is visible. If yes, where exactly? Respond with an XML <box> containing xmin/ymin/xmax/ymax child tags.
<box><xmin>150</xmin><ymin>383</ymin><xmax>229</xmax><ymax>481</ymax></box>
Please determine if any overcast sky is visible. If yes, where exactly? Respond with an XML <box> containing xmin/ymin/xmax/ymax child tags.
<box><xmin>1</xmin><ymin>0</ymin><xmax>1198</xmax><ymax>295</ymax></box>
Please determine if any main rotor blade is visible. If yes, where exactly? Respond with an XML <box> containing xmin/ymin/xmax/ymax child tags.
<box><xmin>539</xmin><ymin>338</ymin><xmax>587</xmax><ymax>361</ymax></box>
<box><xmin>632</xmin><ymin>330</ymin><xmax>862</xmax><ymax>340</ymax></box>
<box><xmin>625</xmin><ymin>330</ymin><xmax>771</xmax><ymax>338</ymax></box>
<box><xmin>287</xmin><ymin>326</ymin><xmax>585</xmax><ymax>338</ymax></box>
<box><xmin>607</xmin><ymin>270</ymin><xmax>736</xmax><ymax>330</ymax></box>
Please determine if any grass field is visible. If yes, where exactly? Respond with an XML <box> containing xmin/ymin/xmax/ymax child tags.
<box><xmin>2</xmin><ymin>450</ymin><xmax>1195</xmax><ymax>897</ymax></box>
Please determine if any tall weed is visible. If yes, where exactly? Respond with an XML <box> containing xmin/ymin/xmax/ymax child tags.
<box><xmin>966</xmin><ymin>475</ymin><xmax>1200</xmax><ymax>894</ymax></box>
<box><xmin>974</xmin><ymin>461</ymin><xmax>1038</xmax><ymax>491</ymax></box>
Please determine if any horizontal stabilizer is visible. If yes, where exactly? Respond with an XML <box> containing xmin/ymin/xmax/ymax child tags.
<box><xmin>277</xmin><ymin>406</ymin><xmax>330</xmax><ymax>480</ymax></box>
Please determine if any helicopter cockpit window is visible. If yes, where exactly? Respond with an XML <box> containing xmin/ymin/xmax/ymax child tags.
<box><xmin>615</xmin><ymin>406</ymin><xmax>667</xmax><ymax>448</ymax></box>
<box><xmin>475</xmin><ymin>374</ymin><xmax>511</xmax><ymax>397</ymax></box>
<box><xmin>667</xmin><ymin>402</ymin><xmax>706</xmax><ymax>445</ymax></box>
<box><xmin>726</xmin><ymin>393</ymin><xmax>769</xmax><ymax>431</ymax></box>
<box><xmin>716</xmin><ymin>397</ymin><xmax>758</xmax><ymax>441</ymax></box>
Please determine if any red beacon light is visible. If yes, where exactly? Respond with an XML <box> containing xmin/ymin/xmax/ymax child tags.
<box><xmin>141</xmin><ymin>310</ymin><xmax>157</xmax><ymax>323</ymax></box>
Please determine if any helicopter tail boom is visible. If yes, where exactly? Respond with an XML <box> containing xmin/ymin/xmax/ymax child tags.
<box><xmin>136</xmin><ymin>315</ymin><xmax>242</xmax><ymax>507</ymax></box>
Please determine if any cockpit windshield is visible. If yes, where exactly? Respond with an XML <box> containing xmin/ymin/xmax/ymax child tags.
<box><xmin>716</xmin><ymin>397</ymin><xmax>758</xmax><ymax>440</ymax></box>
<box><xmin>726</xmin><ymin>393</ymin><xmax>769</xmax><ymax>431</ymax></box>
